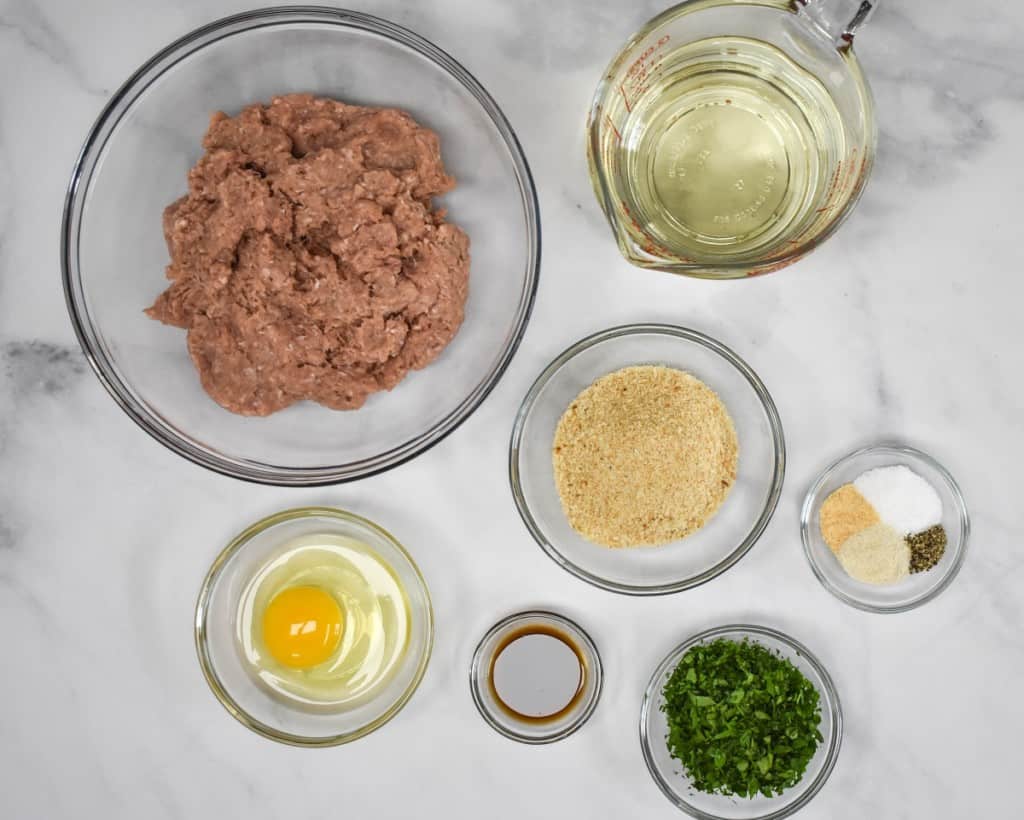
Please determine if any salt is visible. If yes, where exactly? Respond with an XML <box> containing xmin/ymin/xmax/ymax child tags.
<box><xmin>853</xmin><ymin>465</ymin><xmax>942</xmax><ymax>535</ymax></box>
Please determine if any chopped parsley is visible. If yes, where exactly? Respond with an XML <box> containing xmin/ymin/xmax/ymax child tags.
<box><xmin>661</xmin><ymin>638</ymin><xmax>823</xmax><ymax>798</ymax></box>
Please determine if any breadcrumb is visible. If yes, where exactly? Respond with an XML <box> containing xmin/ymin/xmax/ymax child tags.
<box><xmin>552</xmin><ymin>366</ymin><xmax>738</xmax><ymax>548</ymax></box>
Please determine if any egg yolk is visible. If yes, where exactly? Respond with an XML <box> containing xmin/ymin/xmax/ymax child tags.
<box><xmin>261</xmin><ymin>586</ymin><xmax>344</xmax><ymax>669</ymax></box>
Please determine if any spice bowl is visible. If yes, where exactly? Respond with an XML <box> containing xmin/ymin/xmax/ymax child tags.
<box><xmin>801</xmin><ymin>444</ymin><xmax>969</xmax><ymax>613</ymax></box>
<box><xmin>640</xmin><ymin>624</ymin><xmax>842</xmax><ymax>819</ymax></box>
<box><xmin>509</xmin><ymin>324</ymin><xmax>785</xmax><ymax>595</ymax></box>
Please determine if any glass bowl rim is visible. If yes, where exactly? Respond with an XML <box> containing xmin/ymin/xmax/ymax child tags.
<box><xmin>799</xmin><ymin>442</ymin><xmax>970</xmax><ymax>614</ymax></box>
<box><xmin>639</xmin><ymin>622</ymin><xmax>843</xmax><ymax>819</ymax></box>
<box><xmin>61</xmin><ymin>5</ymin><xmax>541</xmax><ymax>486</ymax></box>
<box><xmin>468</xmin><ymin>609</ymin><xmax>604</xmax><ymax>745</ymax></box>
<box><xmin>194</xmin><ymin>505</ymin><xmax>434</xmax><ymax>747</ymax></box>
<box><xmin>508</xmin><ymin>323</ymin><xmax>786</xmax><ymax>596</ymax></box>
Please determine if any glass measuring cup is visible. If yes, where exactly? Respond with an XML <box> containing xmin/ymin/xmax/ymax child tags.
<box><xmin>587</xmin><ymin>0</ymin><xmax>878</xmax><ymax>278</ymax></box>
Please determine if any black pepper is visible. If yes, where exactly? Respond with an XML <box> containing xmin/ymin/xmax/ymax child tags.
<box><xmin>906</xmin><ymin>525</ymin><xmax>947</xmax><ymax>573</ymax></box>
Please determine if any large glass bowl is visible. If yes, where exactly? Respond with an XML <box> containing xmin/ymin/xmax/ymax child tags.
<box><xmin>195</xmin><ymin>506</ymin><xmax>433</xmax><ymax>746</ymax></box>
<box><xmin>640</xmin><ymin>624</ymin><xmax>842</xmax><ymax>819</ymax></box>
<box><xmin>509</xmin><ymin>325</ymin><xmax>785</xmax><ymax>595</ymax></box>
<box><xmin>62</xmin><ymin>7</ymin><xmax>540</xmax><ymax>485</ymax></box>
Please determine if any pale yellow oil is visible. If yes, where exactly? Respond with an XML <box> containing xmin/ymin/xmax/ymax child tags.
<box><xmin>611</xmin><ymin>36</ymin><xmax>847</xmax><ymax>258</ymax></box>
<box><xmin>237</xmin><ymin>533</ymin><xmax>410</xmax><ymax>709</ymax></box>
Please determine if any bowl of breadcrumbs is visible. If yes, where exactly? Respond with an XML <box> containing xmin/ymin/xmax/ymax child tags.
<box><xmin>509</xmin><ymin>324</ymin><xmax>785</xmax><ymax>595</ymax></box>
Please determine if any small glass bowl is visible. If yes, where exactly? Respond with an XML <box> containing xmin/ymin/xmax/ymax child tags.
<box><xmin>800</xmin><ymin>444</ymin><xmax>969</xmax><ymax>613</ymax></box>
<box><xmin>195</xmin><ymin>507</ymin><xmax>433</xmax><ymax>746</ymax></box>
<box><xmin>640</xmin><ymin>624</ymin><xmax>842</xmax><ymax>819</ymax></box>
<box><xmin>509</xmin><ymin>324</ymin><xmax>785</xmax><ymax>595</ymax></box>
<box><xmin>469</xmin><ymin>610</ymin><xmax>603</xmax><ymax>744</ymax></box>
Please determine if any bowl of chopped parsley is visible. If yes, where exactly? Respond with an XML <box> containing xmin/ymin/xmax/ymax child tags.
<box><xmin>640</xmin><ymin>625</ymin><xmax>842</xmax><ymax>818</ymax></box>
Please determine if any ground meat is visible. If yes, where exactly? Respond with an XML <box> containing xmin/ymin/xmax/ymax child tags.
<box><xmin>146</xmin><ymin>93</ymin><xmax>470</xmax><ymax>416</ymax></box>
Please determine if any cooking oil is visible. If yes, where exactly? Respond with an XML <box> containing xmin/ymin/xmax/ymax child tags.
<box><xmin>608</xmin><ymin>36</ymin><xmax>848</xmax><ymax>259</ymax></box>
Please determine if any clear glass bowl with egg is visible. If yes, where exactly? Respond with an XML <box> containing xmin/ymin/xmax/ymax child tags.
<box><xmin>640</xmin><ymin>624</ymin><xmax>842</xmax><ymax>819</ymax></box>
<box><xmin>509</xmin><ymin>324</ymin><xmax>785</xmax><ymax>595</ymax></box>
<box><xmin>800</xmin><ymin>444</ymin><xmax>969</xmax><ymax>613</ymax></box>
<box><xmin>61</xmin><ymin>7</ymin><xmax>539</xmax><ymax>485</ymax></box>
<box><xmin>195</xmin><ymin>507</ymin><xmax>432</xmax><ymax>746</ymax></box>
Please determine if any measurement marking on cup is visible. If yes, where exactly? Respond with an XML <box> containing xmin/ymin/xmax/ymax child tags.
<box><xmin>619</xmin><ymin>199</ymin><xmax>646</xmax><ymax>234</ymax></box>
<box><xmin>605</xmin><ymin>113</ymin><xmax>622</xmax><ymax>142</ymax></box>
<box><xmin>813</xmin><ymin>161</ymin><xmax>845</xmax><ymax>213</ymax></box>
<box><xmin>620</xmin><ymin>34</ymin><xmax>671</xmax><ymax>110</ymax></box>
<box><xmin>618</xmin><ymin>82</ymin><xmax>633</xmax><ymax>113</ymax></box>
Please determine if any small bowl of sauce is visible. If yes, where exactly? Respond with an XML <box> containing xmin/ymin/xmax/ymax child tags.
<box><xmin>470</xmin><ymin>611</ymin><xmax>602</xmax><ymax>743</ymax></box>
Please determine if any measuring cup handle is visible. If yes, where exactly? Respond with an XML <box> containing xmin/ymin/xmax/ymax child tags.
<box><xmin>797</xmin><ymin>0</ymin><xmax>879</xmax><ymax>47</ymax></box>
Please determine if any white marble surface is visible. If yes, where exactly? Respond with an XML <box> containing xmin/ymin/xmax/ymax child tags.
<box><xmin>2</xmin><ymin>1</ymin><xmax>1022</xmax><ymax>817</ymax></box>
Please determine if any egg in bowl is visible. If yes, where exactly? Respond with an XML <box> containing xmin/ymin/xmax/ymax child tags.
<box><xmin>236</xmin><ymin>533</ymin><xmax>411</xmax><ymax>708</ymax></box>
